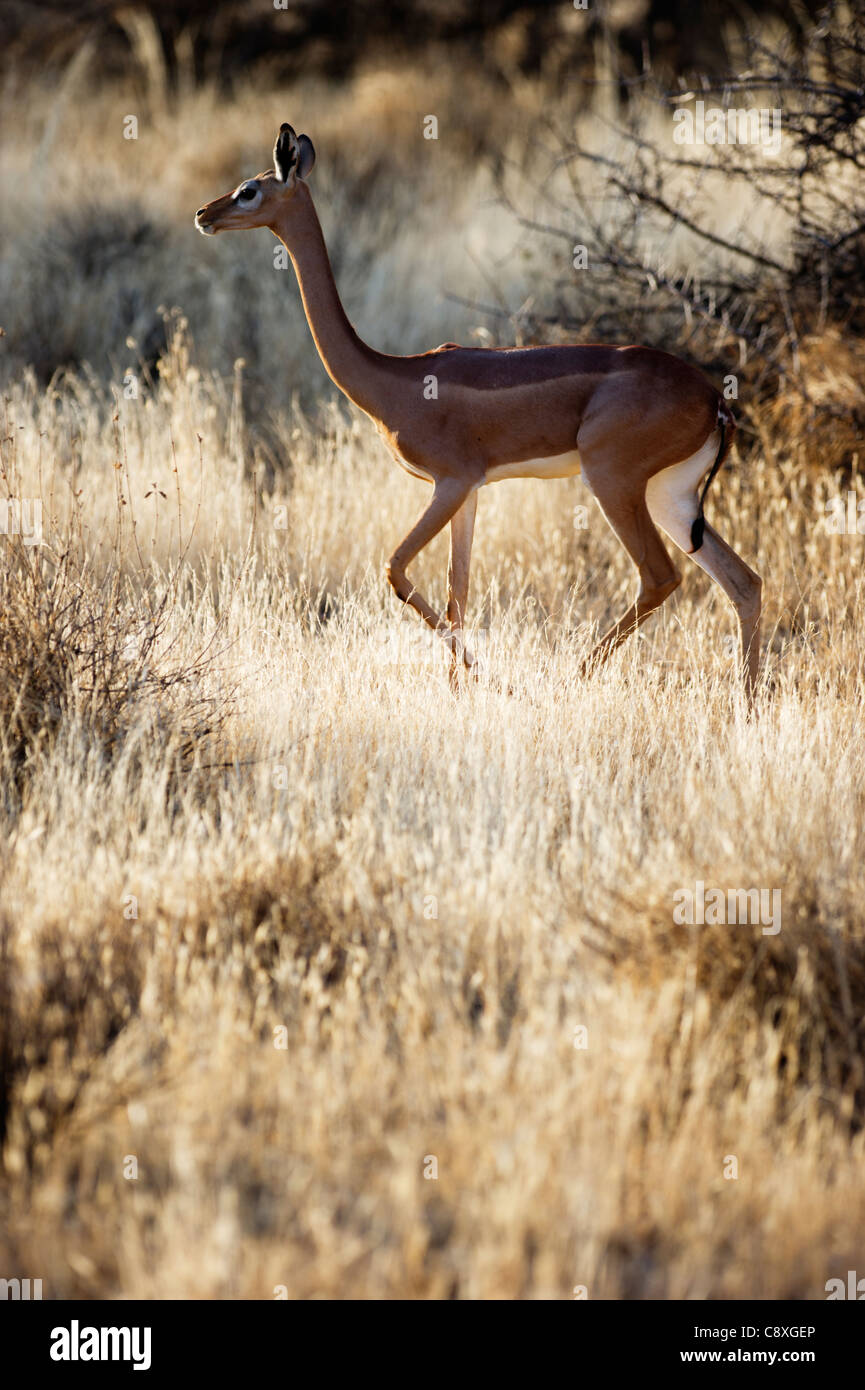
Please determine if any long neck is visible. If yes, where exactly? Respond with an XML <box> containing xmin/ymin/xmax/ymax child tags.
<box><xmin>272</xmin><ymin>186</ymin><xmax>384</xmax><ymax>414</ymax></box>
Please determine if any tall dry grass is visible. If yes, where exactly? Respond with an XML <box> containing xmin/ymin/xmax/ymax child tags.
<box><xmin>1</xmin><ymin>51</ymin><xmax>865</xmax><ymax>1299</ymax></box>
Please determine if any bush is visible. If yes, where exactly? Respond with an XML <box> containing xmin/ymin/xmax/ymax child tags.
<box><xmin>0</xmin><ymin>505</ymin><xmax>230</xmax><ymax>805</ymax></box>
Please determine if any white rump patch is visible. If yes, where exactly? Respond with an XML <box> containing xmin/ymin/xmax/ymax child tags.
<box><xmin>645</xmin><ymin>431</ymin><xmax>719</xmax><ymax>553</ymax></box>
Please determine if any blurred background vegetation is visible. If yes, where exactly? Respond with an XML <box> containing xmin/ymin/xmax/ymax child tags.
<box><xmin>1</xmin><ymin>0</ymin><xmax>831</xmax><ymax>86</ymax></box>
<box><xmin>1</xmin><ymin>1</ymin><xmax>863</xmax><ymax>459</ymax></box>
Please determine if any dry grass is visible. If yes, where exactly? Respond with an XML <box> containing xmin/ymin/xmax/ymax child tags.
<box><xmin>1</xmin><ymin>55</ymin><xmax>865</xmax><ymax>1300</ymax></box>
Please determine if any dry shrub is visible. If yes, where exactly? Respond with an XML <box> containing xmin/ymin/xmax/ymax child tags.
<box><xmin>0</xmin><ymin>910</ymin><xmax>145</xmax><ymax>1175</ymax></box>
<box><xmin>0</xmin><ymin>517</ymin><xmax>231</xmax><ymax>803</ymax></box>
<box><xmin>585</xmin><ymin>891</ymin><xmax>865</xmax><ymax>1131</ymax></box>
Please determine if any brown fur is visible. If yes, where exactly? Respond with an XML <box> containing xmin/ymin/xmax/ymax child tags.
<box><xmin>196</xmin><ymin>125</ymin><xmax>761</xmax><ymax>698</ymax></box>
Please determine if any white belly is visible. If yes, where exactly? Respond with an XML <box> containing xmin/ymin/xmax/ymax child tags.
<box><xmin>484</xmin><ymin>449</ymin><xmax>582</xmax><ymax>484</ymax></box>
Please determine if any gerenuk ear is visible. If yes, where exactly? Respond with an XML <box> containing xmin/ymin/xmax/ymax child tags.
<box><xmin>296</xmin><ymin>133</ymin><xmax>315</xmax><ymax>181</ymax></box>
<box><xmin>273</xmin><ymin>123</ymin><xmax>300</xmax><ymax>182</ymax></box>
<box><xmin>273</xmin><ymin>124</ymin><xmax>315</xmax><ymax>183</ymax></box>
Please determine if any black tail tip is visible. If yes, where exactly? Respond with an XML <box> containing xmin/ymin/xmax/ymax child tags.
<box><xmin>690</xmin><ymin>516</ymin><xmax>705</xmax><ymax>552</ymax></box>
